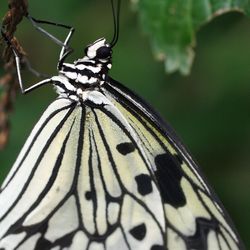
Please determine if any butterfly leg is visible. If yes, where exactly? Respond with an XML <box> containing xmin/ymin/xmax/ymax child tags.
<box><xmin>1</xmin><ymin>29</ymin><xmax>53</xmax><ymax>94</ymax></box>
<box><xmin>26</xmin><ymin>15</ymin><xmax>75</xmax><ymax>70</ymax></box>
<box><xmin>1</xmin><ymin>15</ymin><xmax>75</xmax><ymax>94</ymax></box>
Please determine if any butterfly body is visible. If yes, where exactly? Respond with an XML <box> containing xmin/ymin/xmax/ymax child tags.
<box><xmin>51</xmin><ymin>38</ymin><xmax>112</xmax><ymax>103</ymax></box>
<box><xmin>0</xmin><ymin>34</ymin><xmax>245</xmax><ymax>250</ymax></box>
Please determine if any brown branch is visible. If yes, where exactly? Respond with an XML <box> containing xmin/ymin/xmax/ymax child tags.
<box><xmin>0</xmin><ymin>0</ymin><xmax>28</xmax><ymax>149</ymax></box>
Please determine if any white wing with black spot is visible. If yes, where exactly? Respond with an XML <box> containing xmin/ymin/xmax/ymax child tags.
<box><xmin>102</xmin><ymin>77</ymin><xmax>245</xmax><ymax>250</ymax></box>
<box><xmin>0</xmin><ymin>77</ymin><xmax>245</xmax><ymax>250</ymax></box>
<box><xmin>0</xmin><ymin>95</ymin><xmax>164</xmax><ymax>250</ymax></box>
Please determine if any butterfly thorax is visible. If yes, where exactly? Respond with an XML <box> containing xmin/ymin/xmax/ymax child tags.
<box><xmin>52</xmin><ymin>38</ymin><xmax>112</xmax><ymax>102</ymax></box>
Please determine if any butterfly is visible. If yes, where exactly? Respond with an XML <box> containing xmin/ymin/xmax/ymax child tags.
<box><xmin>0</xmin><ymin>1</ymin><xmax>245</xmax><ymax>250</ymax></box>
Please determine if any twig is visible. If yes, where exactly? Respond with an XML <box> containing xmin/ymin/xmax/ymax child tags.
<box><xmin>0</xmin><ymin>0</ymin><xmax>28</xmax><ymax>149</ymax></box>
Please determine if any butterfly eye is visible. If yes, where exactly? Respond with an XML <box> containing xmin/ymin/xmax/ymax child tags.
<box><xmin>96</xmin><ymin>46</ymin><xmax>111</xmax><ymax>59</ymax></box>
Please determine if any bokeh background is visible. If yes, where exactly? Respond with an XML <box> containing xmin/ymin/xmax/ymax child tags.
<box><xmin>0</xmin><ymin>0</ymin><xmax>250</xmax><ymax>248</ymax></box>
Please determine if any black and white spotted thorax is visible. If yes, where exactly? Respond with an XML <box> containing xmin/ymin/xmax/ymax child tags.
<box><xmin>52</xmin><ymin>38</ymin><xmax>112</xmax><ymax>102</ymax></box>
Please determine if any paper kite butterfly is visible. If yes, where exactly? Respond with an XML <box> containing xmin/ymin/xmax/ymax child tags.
<box><xmin>0</xmin><ymin>1</ymin><xmax>245</xmax><ymax>249</ymax></box>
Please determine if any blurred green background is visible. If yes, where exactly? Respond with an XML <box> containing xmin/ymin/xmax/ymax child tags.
<box><xmin>0</xmin><ymin>0</ymin><xmax>250</xmax><ymax>248</ymax></box>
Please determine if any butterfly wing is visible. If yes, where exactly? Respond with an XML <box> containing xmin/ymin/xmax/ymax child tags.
<box><xmin>0</xmin><ymin>96</ymin><xmax>165</xmax><ymax>249</ymax></box>
<box><xmin>102</xmin><ymin>77</ymin><xmax>245</xmax><ymax>250</ymax></box>
<box><xmin>0</xmin><ymin>98</ymin><xmax>81</xmax><ymax>249</ymax></box>
<box><xmin>0</xmin><ymin>77</ymin><xmax>244</xmax><ymax>250</ymax></box>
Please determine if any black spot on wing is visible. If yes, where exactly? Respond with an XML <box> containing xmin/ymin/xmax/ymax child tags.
<box><xmin>85</xmin><ymin>190</ymin><xmax>95</xmax><ymax>201</ymax></box>
<box><xmin>135</xmin><ymin>174</ymin><xmax>153</xmax><ymax>196</ymax></box>
<box><xmin>151</xmin><ymin>245</ymin><xmax>166</xmax><ymax>250</ymax></box>
<box><xmin>31</xmin><ymin>222</ymin><xmax>52</xmax><ymax>249</ymax></box>
<box><xmin>36</xmin><ymin>226</ymin><xmax>76</xmax><ymax>249</ymax></box>
<box><xmin>155</xmin><ymin>153</ymin><xmax>186</xmax><ymax>207</ymax></box>
<box><xmin>35</xmin><ymin>237</ymin><xmax>53</xmax><ymax>249</ymax></box>
<box><xmin>53</xmin><ymin>231</ymin><xmax>76</xmax><ymax>248</ymax></box>
<box><xmin>186</xmin><ymin>217</ymin><xmax>219</xmax><ymax>249</ymax></box>
<box><xmin>129</xmin><ymin>223</ymin><xmax>146</xmax><ymax>240</ymax></box>
<box><xmin>116</xmin><ymin>142</ymin><xmax>135</xmax><ymax>155</ymax></box>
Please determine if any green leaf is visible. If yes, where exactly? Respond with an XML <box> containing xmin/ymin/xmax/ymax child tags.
<box><xmin>133</xmin><ymin>0</ymin><xmax>249</xmax><ymax>75</ymax></box>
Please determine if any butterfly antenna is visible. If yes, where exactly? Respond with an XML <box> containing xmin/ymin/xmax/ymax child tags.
<box><xmin>110</xmin><ymin>0</ymin><xmax>121</xmax><ymax>48</ymax></box>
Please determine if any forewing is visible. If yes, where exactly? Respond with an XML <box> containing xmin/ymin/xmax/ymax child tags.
<box><xmin>102</xmin><ymin>77</ymin><xmax>244</xmax><ymax>250</ymax></box>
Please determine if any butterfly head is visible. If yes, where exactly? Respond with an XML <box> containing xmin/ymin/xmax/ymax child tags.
<box><xmin>84</xmin><ymin>38</ymin><xmax>112</xmax><ymax>63</ymax></box>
